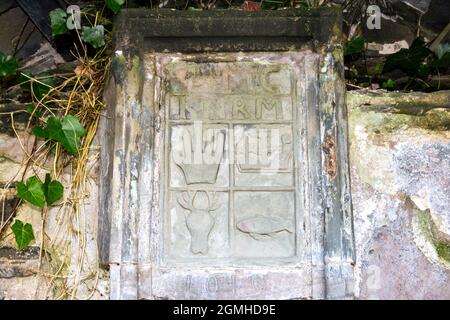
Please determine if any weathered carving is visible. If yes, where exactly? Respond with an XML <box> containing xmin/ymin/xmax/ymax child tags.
<box><xmin>236</xmin><ymin>215</ymin><xmax>293</xmax><ymax>240</ymax></box>
<box><xmin>172</xmin><ymin>126</ymin><xmax>225</xmax><ymax>184</ymax></box>
<box><xmin>235</xmin><ymin>127</ymin><xmax>293</xmax><ymax>173</ymax></box>
<box><xmin>105</xmin><ymin>9</ymin><xmax>354</xmax><ymax>300</ymax></box>
<box><xmin>170</xmin><ymin>95</ymin><xmax>291</xmax><ymax>121</ymax></box>
<box><xmin>167</xmin><ymin>61</ymin><xmax>297</xmax><ymax>259</ymax></box>
<box><xmin>177</xmin><ymin>191</ymin><xmax>220</xmax><ymax>254</ymax></box>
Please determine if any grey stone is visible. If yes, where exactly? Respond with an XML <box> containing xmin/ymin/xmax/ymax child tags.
<box><xmin>0</xmin><ymin>246</ymin><xmax>39</xmax><ymax>279</ymax></box>
<box><xmin>347</xmin><ymin>89</ymin><xmax>450</xmax><ymax>299</ymax></box>
<box><xmin>100</xmin><ymin>8</ymin><xmax>353</xmax><ymax>300</ymax></box>
<box><xmin>0</xmin><ymin>188</ymin><xmax>18</xmax><ymax>226</ymax></box>
<box><xmin>0</xmin><ymin>246</ymin><xmax>39</xmax><ymax>260</ymax></box>
<box><xmin>20</xmin><ymin>42</ymin><xmax>65</xmax><ymax>74</ymax></box>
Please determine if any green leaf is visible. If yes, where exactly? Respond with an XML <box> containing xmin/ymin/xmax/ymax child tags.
<box><xmin>32</xmin><ymin>126</ymin><xmax>49</xmax><ymax>139</ymax></box>
<box><xmin>81</xmin><ymin>26</ymin><xmax>106</xmax><ymax>49</ymax></box>
<box><xmin>20</xmin><ymin>73</ymin><xmax>56</xmax><ymax>101</ymax></box>
<box><xmin>16</xmin><ymin>176</ymin><xmax>45</xmax><ymax>208</ymax></box>
<box><xmin>11</xmin><ymin>220</ymin><xmax>35</xmax><ymax>250</ymax></box>
<box><xmin>344</xmin><ymin>37</ymin><xmax>366</xmax><ymax>56</ymax></box>
<box><xmin>50</xmin><ymin>8</ymin><xmax>68</xmax><ymax>36</ymax></box>
<box><xmin>60</xmin><ymin>115</ymin><xmax>85</xmax><ymax>155</ymax></box>
<box><xmin>26</xmin><ymin>104</ymin><xmax>42</xmax><ymax>118</ymax></box>
<box><xmin>32</xmin><ymin>74</ymin><xmax>56</xmax><ymax>101</ymax></box>
<box><xmin>0</xmin><ymin>52</ymin><xmax>18</xmax><ymax>78</ymax></box>
<box><xmin>373</xmin><ymin>63</ymin><xmax>383</xmax><ymax>75</ymax></box>
<box><xmin>382</xmin><ymin>79</ymin><xmax>397</xmax><ymax>89</ymax></box>
<box><xmin>430</xmin><ymin>52</ymin><xmax>450</xmax><ymax>69</ymax></box>
<box><xmin>433</xmin><ymin>43</ymin><xmax>450</xmax><ymax>60</ymax></box>
<box><xmin>417</xmin><ymin>64</ymin><xmax>431</xmax><ymax>77</ymax></box>
<box><xmin>105</xmin><ymin>0</ymin><xmax>125</xmax><ymax>14</ymax></box>
<box><xmin>33</xmin><ymin>115</ymin><xmax>85</xmax><ymax>155</ymax></box>
<box><xmin>43</xmin><ymin>174</ymin><xmax>63</xmax><ymax>205</ymax></box>
<box><xmin>383</xmin><ymin>38</ymin><xmax>431</xmax><ymax>76</ymax></box>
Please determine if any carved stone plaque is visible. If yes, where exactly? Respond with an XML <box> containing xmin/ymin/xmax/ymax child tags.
<box><xmin>101</xmin><ymin>9</ymin><xmax>355</xmax><ymax>300</ymax></box>
<box><xmin>165</xmin><ymin>60</ymin><xmax>298</xmax><ymax>262</ymax></box>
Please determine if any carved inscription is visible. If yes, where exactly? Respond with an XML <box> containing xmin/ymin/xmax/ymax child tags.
<box><xmin>164</xmin><ymin>61</ymin><xmax>298</xmax><ymax>261</ymax></box>
<box><xmin>184</xmin><ymin>273</ymin><xmax>267</xmax><ymax>298</ymax></box>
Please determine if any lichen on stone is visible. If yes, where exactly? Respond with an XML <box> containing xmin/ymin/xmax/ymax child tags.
<box><xmin>413</xmin><ymin>203</ymin><xmax>450</xmax><ymax>267</ymax></box>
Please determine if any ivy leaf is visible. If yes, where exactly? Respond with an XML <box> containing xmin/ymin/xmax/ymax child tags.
<box><xmin>33</xmin><ymin>115</ymin><xmax>85</xmax><ymax>155</ymax></box>
<box><xmin>0</xmin><ymin>52</ymin><xmax>18</xmax><ymax>78</ymax></box>
<box><xmin>81</xmin><ymin>26</ymin><xmax>105</xmax><ymax>48</ymax></box>
<box><xmin>16</xmin><ymin>176</ymin><xmax>45</xmax><ymax>208</ymax></box>
<box><xmin>431</xmin><ymin>52</ymin><xmax>450</xmax><ymax>69</ymax></box>
<box><xmin>26</xmin><ymin>104</ymin><xmax>42</xmax><ymax>118</ymax></box>
<box><xmin>382</xmin><ymin>79</ymin><xmax>397</xmax><ymax>89</ymax></box>
<box><xmin>32</xmin><ymin>126</ymin><xmax>49</xmax><ymax>139</ymax></box>
<box><xmin>43</xmin><ymin>174</ymin><xmax>63</xmax><ymax>205</ymax></box>
<box><xmin>383</xmin><ymin>38</ymin><xmax>431</xmax><ymax>76</ymax></box>
<box><xmin>59</xmin><ymin>115</ymin><xmax>85</xmax><ymax>155</ymax></box>
<box><xmin>344</xmin><ymin>37</ymin><xmax>366</xmax><ymax>56</ymax></box>
<box><xmin>105</xmin><ymin>0</ymin><xmax>125</xmax><ymax>14</ymax></box>
<box><xmin>11</xmin><ymin>220</ymin><xmax>35</xmax><ymax>250</ymax></box>
<box><xmin>20</xmin><ymin>73</ymin><xmax>56</xmax><ymax>101</ymax></box>
<box><xmin>434</xmin><ymin>43</ymin><xmax>450</xmax><ymax>60</ymax></box>
<box><xmin>373</xmin><ymin>63</ymin><xmax>383</xmax><ymax>75</ymax></box>
<box><xmin>32</xmin><ymin>74</ymin><xmax>56</xmax><ymax>101</ymax></box>
<box><xmin>50</xmin><ymin>8</ymin><xmax>68</xmax><ymax>36</ymax></box>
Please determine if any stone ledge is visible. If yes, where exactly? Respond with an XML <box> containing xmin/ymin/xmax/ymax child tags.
<box><xmin>347</xmin><ymin>89</ymin><xmax>450</xmax><ymax>115</ymax></box>
<box><xmin>0</xmin><ymin>246</ymin><xmax>39</xmax><ymax>279</ymax></box>
<box><xmin>113</xmin><ymin>8</ymin><xmax>341</xmax><ymax>54</ymax></box>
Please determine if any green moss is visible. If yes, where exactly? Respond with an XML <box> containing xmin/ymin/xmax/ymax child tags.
<box><xmin>131</xmin><ymin>55</ymin><xmax>141</xmax><ymax>71</ymax></box>
<box><xmin>347</xmin><ymin>91</ymin><xmax>450</xmax><ymax>135</ymax></box>
<box><xmin>349</xmin><ymin>104</ymin><xmax>450</xmax><ymax>138</ymax></box>
<box><xmin>416</xmin><ymin>208</ymin><xmax>450</xmax><ymax>264</ymax></box>
<box><xmin>378</xmin><ymin>112</ymin><xmax>450</xmax><ymax>133</ymax></box>
<box><xmin>436</xmin><ymin>241</ymin><xmax>450</xmax><ymax>262</ymax></box>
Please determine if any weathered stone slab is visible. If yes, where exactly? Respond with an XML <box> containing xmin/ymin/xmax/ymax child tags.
<box><xmin>348</xmin><ymin>89</ymin><xmax>450</xmax><ymax>299</ymax></box>
<box><xmin>101</xmin><ymin>9</ymin><xmax>353</xmax><ymax>300</ymax></box>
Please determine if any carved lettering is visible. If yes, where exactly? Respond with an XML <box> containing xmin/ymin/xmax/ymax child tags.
<box><xmin>256</xmin><ymin>97</ymin><xmax>283</xmax><ymax>120</ymax></box>
<box><xmin>170</xmin><ymin>95</ymin><xmax>290</xmax><ymax>121</ymax></box>
<box><xmin>206</xmin><ymin>275</ymin><xmax>219</xmax><ymax>295</ymax></box>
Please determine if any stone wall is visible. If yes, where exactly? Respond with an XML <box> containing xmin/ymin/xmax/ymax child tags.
<box><xmin>1</xmin><ymin>89</ymin><xmax>449</xmax><ymax>299</ymax></box>
<box><xmin>0</xmin><ymin>116</ymin><xmax>108</xmax><ymax>300</ymax></box>
<box><xmin>348</xmin><ymin>90</ymin><xmax>450</xmax><ymax>299</ymax></box>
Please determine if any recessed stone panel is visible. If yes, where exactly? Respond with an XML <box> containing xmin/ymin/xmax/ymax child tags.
<box><xmin>163</xmin><ymin>58</ymin><xmax>301</xmax><ymax>266</ymax></box>
<box><xmin>234</xmin><ymin>191</ymin><xmax>296</xmax><ymax>259</ymax></box>
<box><xmin>102</xmin><ymin>9</ymin><xmax>354</xmax><ymax>300</ymax></box>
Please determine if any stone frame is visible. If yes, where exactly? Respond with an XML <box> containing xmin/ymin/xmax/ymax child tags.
<box><xmin>100</xmin><ymin>8</ymin><xmax>354</xmax><ymax>299</ymax></box>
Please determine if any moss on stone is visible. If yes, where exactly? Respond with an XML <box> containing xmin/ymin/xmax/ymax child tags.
<box><xmin>348</xmin><ymin>91</ymin><xmax>450</xmax><ymax>137</ymax></box>
<box><xmin>436</xmin><ymin>242</ymin><xmax>450</xmax><ymax>262</ymax></box>
<box><xmin>416</xmin><ymin>208</ymin><xmax>450</xmax><ymax>264</ymax></box>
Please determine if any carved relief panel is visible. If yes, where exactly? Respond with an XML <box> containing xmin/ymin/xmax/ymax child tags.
<box><xmin>103</xmin><ymin>9</ymin><xmax>354</xmax><ymax>300</ymax></box>
<box><xmin>163</xmin><ymin>60</ymin><xmax>300</xmax><ymax>263</ymax></box>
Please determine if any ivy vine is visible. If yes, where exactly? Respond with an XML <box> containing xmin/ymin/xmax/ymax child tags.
<box><xmin>1</xmin><ymin>0</ymin><xmax>124</xmax><ymax>252</ymax></box>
